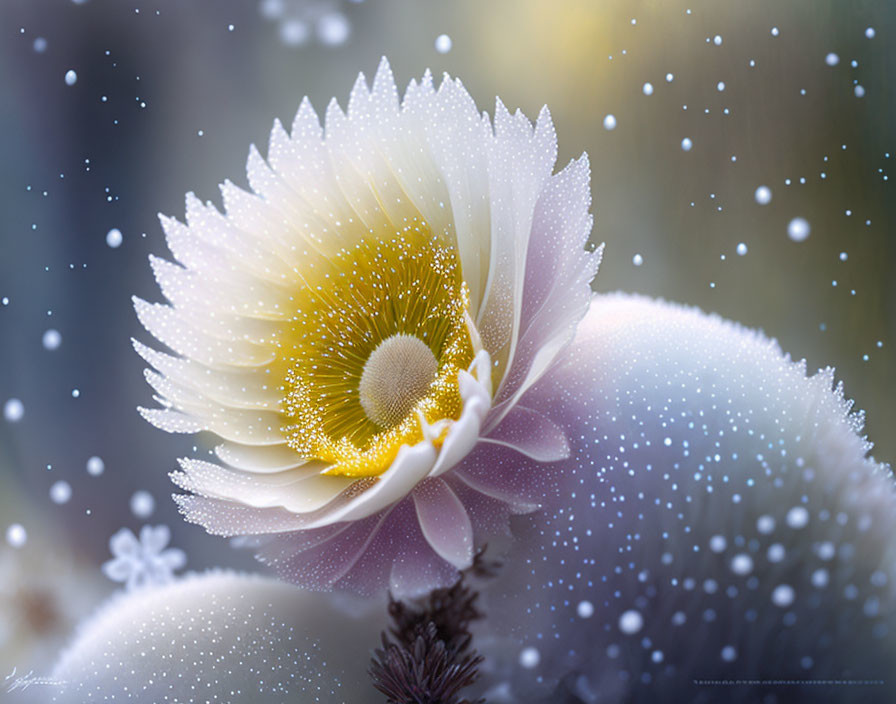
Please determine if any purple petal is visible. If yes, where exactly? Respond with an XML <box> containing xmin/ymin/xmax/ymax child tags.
<box><xmin>412</xmin><ymin>478</ymin><xmax>474</xmax><ymax>569</ymax></box>
<box><xmin>480</xmin><ymin>404</ymin><xmax>569</xmax><ymax>462</ymax></box>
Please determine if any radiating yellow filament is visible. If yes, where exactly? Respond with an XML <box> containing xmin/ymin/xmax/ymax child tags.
<box><xmin>278</xmin><ymin>222</ymin><xmax>474</xmax><ymax>478</ymax></box>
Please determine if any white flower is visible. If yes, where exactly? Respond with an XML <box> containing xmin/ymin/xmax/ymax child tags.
<box><xmin>473</xmin><ymin>294</ymin><xmax>896</xmax><ymax>702</ymax></box>
<box><xmin>101</xmin><ymin>525</ymin><xmax>186</xmax><ymax>590</ymax></box>
<box><xmin>46</xmin><ymin>571</ymin><xmax>378</xmax><ymax>703</ymax></box>
<box><xmin>135</xmin><ymin>58</ymin><xmax>599</xmax><ymax>596</ymax></box>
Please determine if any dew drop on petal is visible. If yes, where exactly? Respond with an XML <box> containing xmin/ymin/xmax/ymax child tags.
<box><xmin>4</xmin><ymin>398</ymin><xmax>24</xmax><ymax>422</ymax></box>
<box><xmin>603</xmin><ymin>114</ymin><xmax>617</xmax><ymax>131</ymax></box>
<box><xmin>130</xmin><ymin>490</ymin><xmax>156</xmax><ymax>519</ymax></box>
<box><xmin>787</xmin><ymin>217</ymin><xmax>811</xmax><ymax>242</ymax></box>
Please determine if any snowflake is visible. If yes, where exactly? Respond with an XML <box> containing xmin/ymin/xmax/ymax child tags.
<box><xmin>102</xmin><ymin>525</ymin><xmax>186</xmax><ymax>591</ymax></box>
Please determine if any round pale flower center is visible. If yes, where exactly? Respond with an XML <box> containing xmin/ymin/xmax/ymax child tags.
<box><xmin>359</xmin><ymin>334</ymin><xmax>439</xmax><ymax>429</ymax></box>
<box><xmin>277</xmin><ymin>223</ymin><xmax>476</xmax><ymax>478</ymax></box>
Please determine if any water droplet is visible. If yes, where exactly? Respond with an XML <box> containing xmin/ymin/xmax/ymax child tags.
<box><xmin>42</xmin><ymin>328</ymin><xmax>62</xmax><ymax>350</ymax></box>
<box><xmin>4</xmin><ymin>398</ymin><xmax>24</xmax><ymax>422</ymax></box>
<box><xmin>756</xmin><ymin>515</ymin><xmax>775</xmax><ymax>534</ymax></box>
<box><xmin>713</xmin><ymin>35</ymin><xmax>723</xmax><ymax>46</ymax></box>
<box><xmin>50</xmin><ymin>480</ymin><xmax>72</xmax><ymax>504</ymax></box>
<box><xmin>865</xmin><ymin>27</ymin><xmax>875</xmax><ymax>39</ymax></box>
<box><xmin>519</xmin><ymin>646</ymin><xmax>540</xmax><ymax>668</ymax></box>
<box><xmin>106</xmin><ymin>228</ymin><xmax>123</xmax><ymax>248</ymax></box>
<box><xmin>642</xmin><ymin>82</ymin><xmax>654</xmax><ymax>95</ymax></box>
<box><xmin>854</xmin><ymin>85</ymin><xmax>866</xmax><ymax>98</ymax></box>
<box><xmin>716</xmin><ymin>81</ymin><xmax>725</xmax><ymax>92</ymax></box>
<box><xmin>619</xmin><ymin>609</ymin><xmax>644</xmax><ymax>634</ymax></box>
<box><xmin>786</xmin><ymin>505</ymin><xmax>809</xmax><ymax>528</ymax></box>
<box><xmin>825</xmin><ymin>52</ymin><xmax>840</xmax><ymax>66</ymax></box>
<box><xmin>435</xmin><ymin>34</ymin><xmax>452</xmax><ymax>53</ymax></box>
<box><xmin>665</xmin><ymin>73</ymin><xmax>674</xmax><ymax>82</ymax></box>
<box><xmin>632</xmin><ymin>253</ymin><xmax>643</xmax><ymax>266</ymax></box>
<box><xmin>812</xmin><ymin>569</ymin><xmax>829</xmax><ymax>588</ymax></box>
<box><xmin>772</xmin><ymin>584</ymin><xmax>795</xmax><ymax>607</ymax></box>
<box><xmin>736</xmin><ymin>242</ymin><xmax>748</xmax><ymax>256</ymax></box>
<box><xmin>64</xmin><ymin>69</ymin><xmax>78</xmax><ymax>86</ymax></box>
<box><xmin>317</xmin><ymin>12</ymin><xmax>349</xmax><ymax>46</ymax></box>
<box><xmin>130</xmin><ymin>490</ymin><xmax>156</xmax><ymax>519</ymax></box>
<box><xmin>87</xmin><ymin>456</ymin><xmax>105</xmax><ymax>476</ymax></box>
<box><xmin>681</xmin><ymin>137</ymin><xmax>693</xmax><ymax>151</ymax></box>
<box><xmin>787</xmin><ymin>217</ymin><xmax>811</xmax><ymax>242</ymax></box>
<box><xmin>280</xmin><ymin>19</ymin><xmax>309</xmax><ymax>46</ymax></box>
<box><xmin>754</xmin><ymin>185</ymin><xmax>772</xmax><ymax>204</ymax></box>
<box><xmin>6</xmin><ymin>523</ymin><xmax>27</xmax><ymax>548</ymax></box>
<box><xmin>603</xmin><ymin>114</ymin><xmax>617</xmax><ymax>131</ymax></box>
<box><xmin>771</xmin><ymin>26</ymin><xmax>780</xmax><ymax>37</ymax></box>
<box><xmin>730</xmin><ymin>554</ymin><xmax>754</xmax><ymax>575</ymax></box>
<box><xmin>768</xmin><ymin>543</ymin><xmax>786</xmax><ymax>562</ymax></box>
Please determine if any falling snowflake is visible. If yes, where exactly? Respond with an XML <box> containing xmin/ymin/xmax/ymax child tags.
<box><xmin>102</xmin><ymin>525</ymin><xmax>186</xmax><ymax>591</ymax></box>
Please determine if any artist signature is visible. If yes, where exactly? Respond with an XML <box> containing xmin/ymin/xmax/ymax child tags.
<box><xmin>5</xmin><ymin>666</ymin><xmax>65</xmax><ymax>693</ymax></box>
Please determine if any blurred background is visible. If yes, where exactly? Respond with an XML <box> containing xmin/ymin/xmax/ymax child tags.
<box><xmin>0</xmin><ymin>0</ymin><xmax>893</xmax><ymax>679</ymax></box>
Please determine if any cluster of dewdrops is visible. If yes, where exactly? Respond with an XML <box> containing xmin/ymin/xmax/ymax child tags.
<box><xmin>604</xmin><ymin>10</ymin><xmax>883</xmax><ymax>362</ymax></box>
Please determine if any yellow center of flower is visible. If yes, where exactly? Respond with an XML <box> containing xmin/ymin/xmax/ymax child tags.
<box><xmin>278</xmin><ymin>222</ymin><xmax>475</xmax><ymax>478</ymax></box>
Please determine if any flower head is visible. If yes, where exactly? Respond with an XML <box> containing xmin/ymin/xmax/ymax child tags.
<box><xmin>101</xmin><ymin>525</ymin><xmax>186</xmax><ymax>591</ymax></box>
<box><xmin>135</xmin><ymin>59</ymin><xmax>600</xmax><ymax>596</ymax></box>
